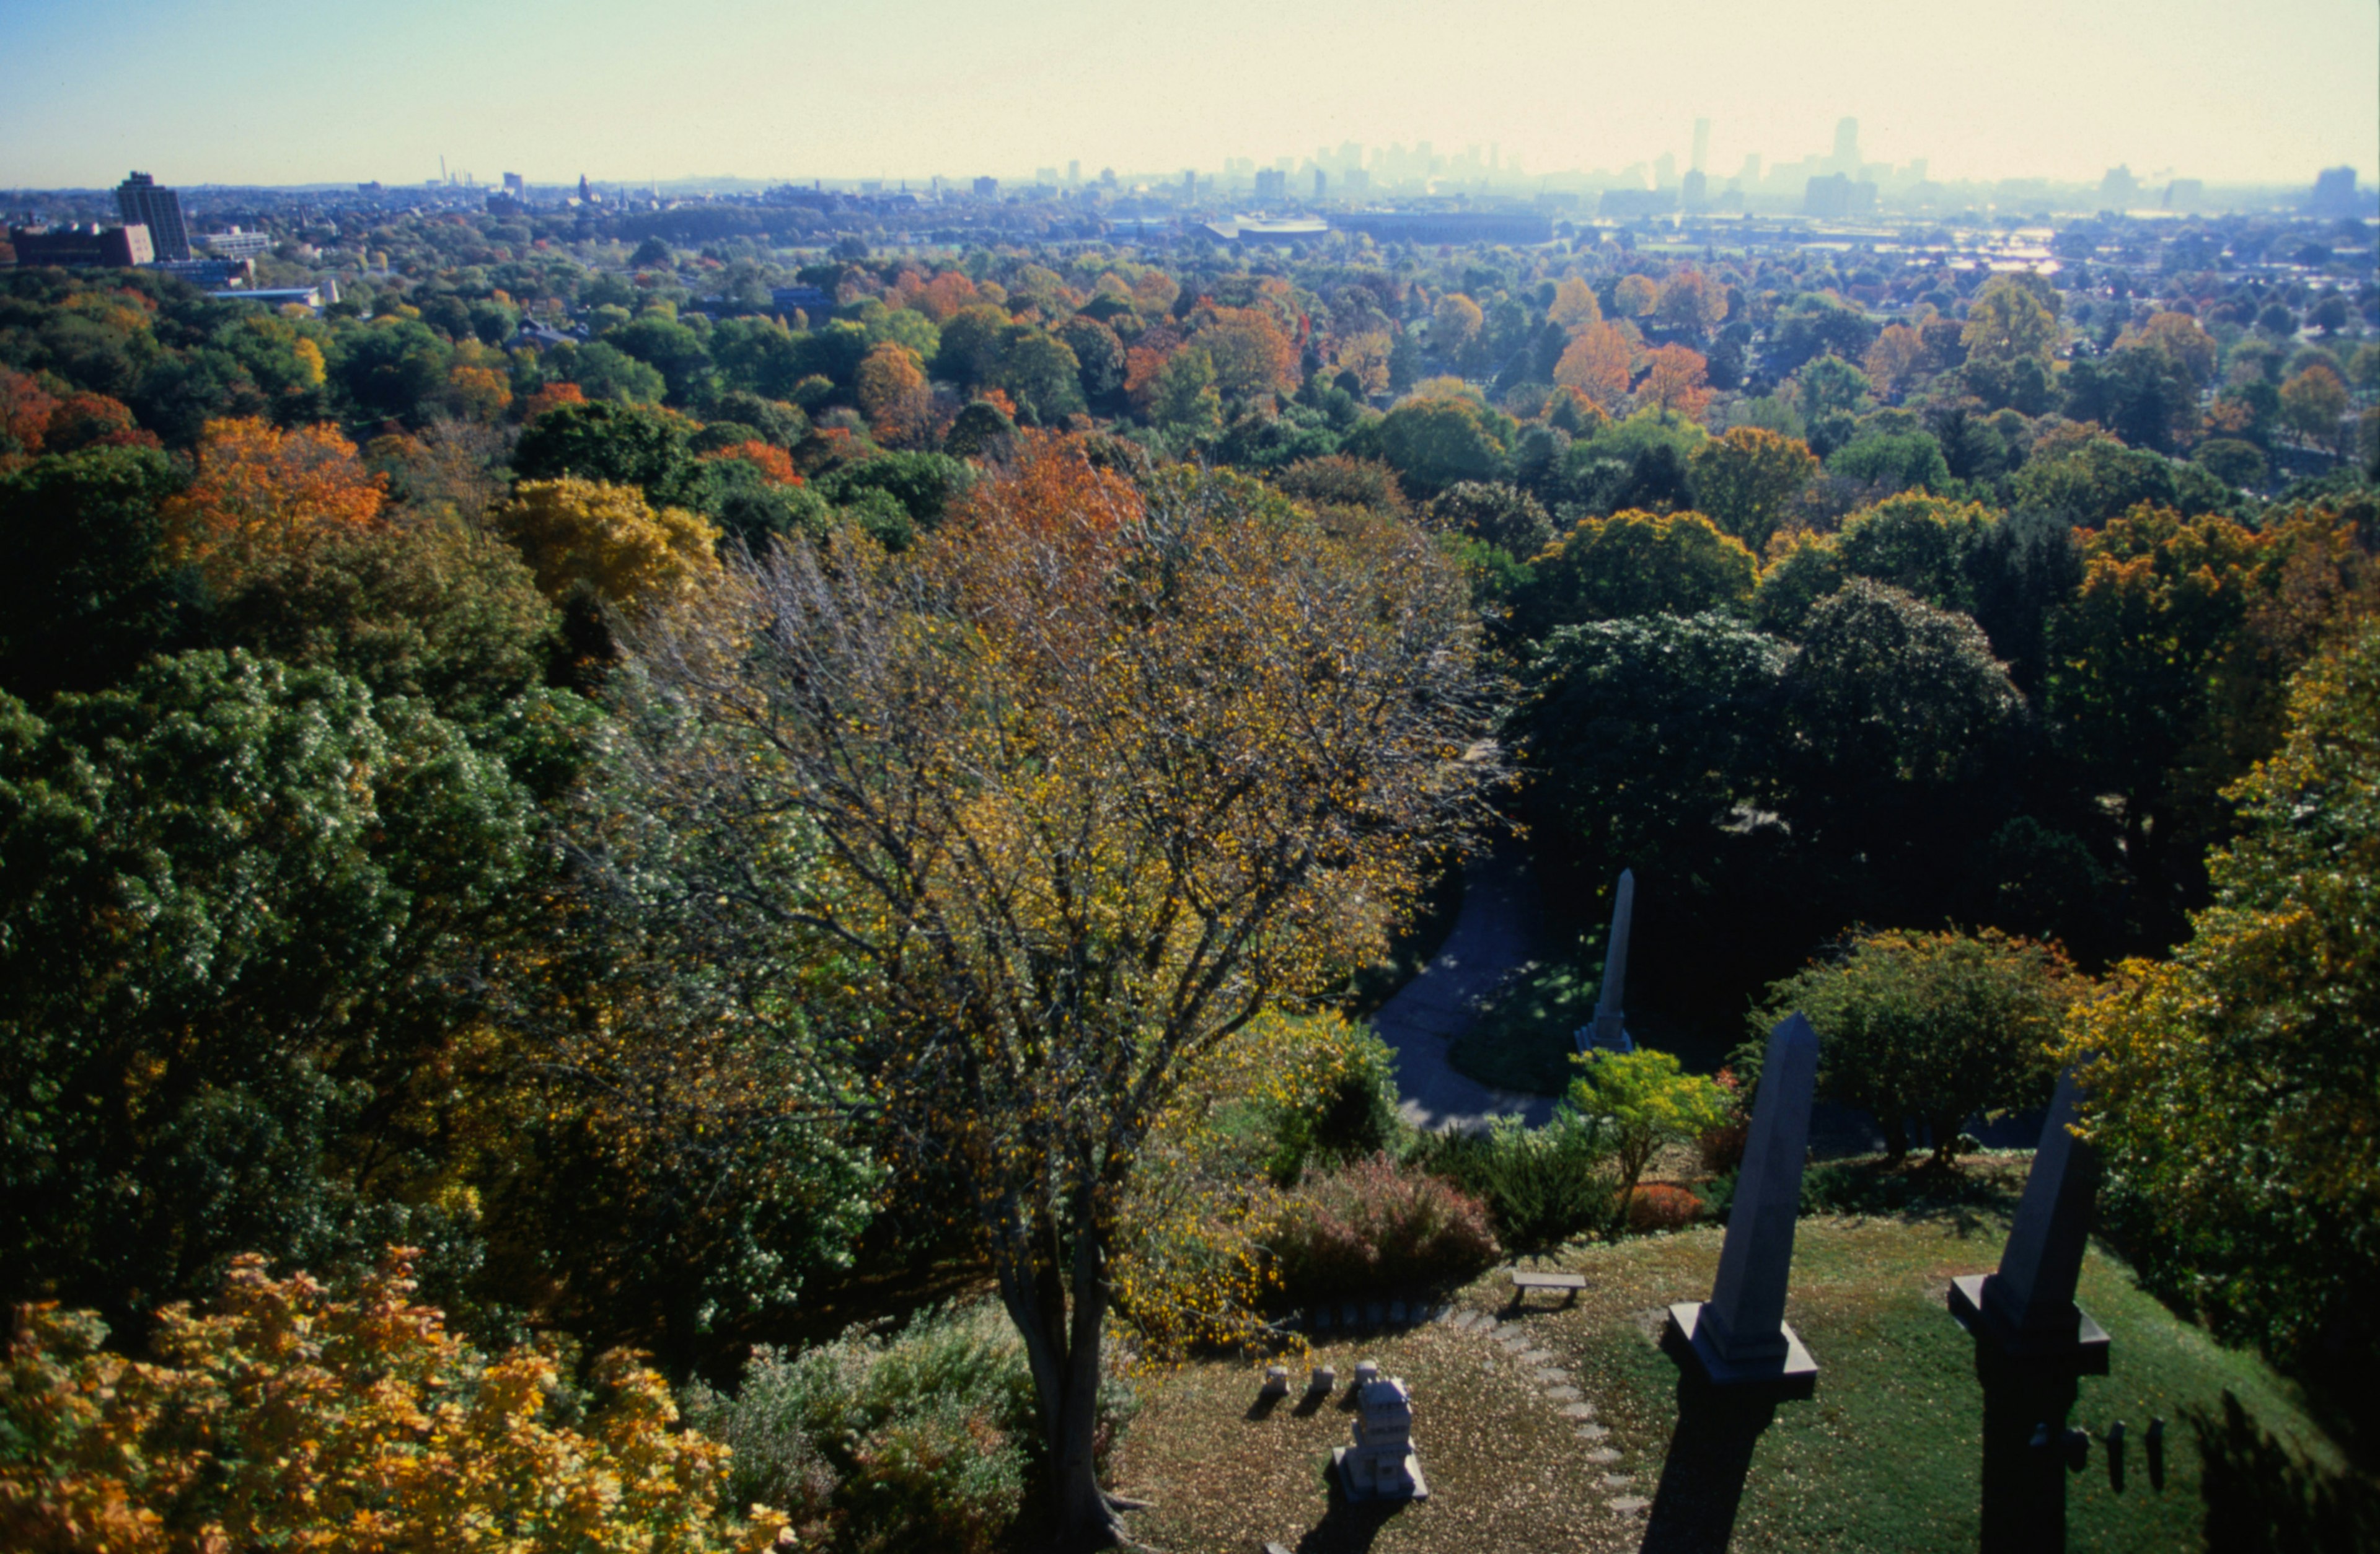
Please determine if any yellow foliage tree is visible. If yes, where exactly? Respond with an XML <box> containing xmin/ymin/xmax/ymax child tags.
<box><xmin>1548</xmin><ymin>276</ymin><xmax>1603</xmax><ymax>334</ymax></box>
<box><xmin>1688</xmin><ymin>426</ymin><xmax>1820</xmax><ymax>552</ymax></box>
<box><xmin>1611</xmin><ymin>274</ymin><xmax>1659</xmax><ymax>318</ymax></box>
<box><xmin>494</xmin><ymin>478</ymin><xmax>720</xmax><ymax>609</ymax></box>
<box><xmin>0</xmin><ymin>1250</ymin><xmax>787</xmax><ymax>1554</ymax></box>
<box><xmin>1432</xmin><ymin>293</ymin><xmax>1484</xmax><ymax>356</ymax></box>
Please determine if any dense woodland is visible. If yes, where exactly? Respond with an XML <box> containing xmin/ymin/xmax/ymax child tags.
<box><xmin>1</xmin><ymin>217</ymin><xmax>2376</xmax><ymax>1549</ymax></box>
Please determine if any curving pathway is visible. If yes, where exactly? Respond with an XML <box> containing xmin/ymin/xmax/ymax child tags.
<box><xmin>1372</xmin><ymin>844</ymin><xmax>1558</xmax><ymax>1133</ymax></box>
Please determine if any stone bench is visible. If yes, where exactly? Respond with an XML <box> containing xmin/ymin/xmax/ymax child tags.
<box><xmin>1508</xmin><ymin>1270</ymin><xmax>1587</xmax><ymax>1308</ymax></box>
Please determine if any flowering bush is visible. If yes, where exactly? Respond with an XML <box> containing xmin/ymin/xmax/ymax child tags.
<box><xmin>0</xmin><ymin>1249</ymin><xmax>786</xmax><ymax>1554</ymax></box>
<box><xmin>1264</xmin><ymin>1154</ymin><xmax>1501</xmax><ymax>1303</ymax></box>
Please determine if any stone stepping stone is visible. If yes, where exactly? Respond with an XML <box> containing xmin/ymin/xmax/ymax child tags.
<box><xmin>1584</xmin><ymin>1447</ymin><xmax>1622</xmax><ymax>1464</ymax></box>
<box><xmin>1576</xmin><ymin>1423</ymin><xmax>1611</xmax><ymax>1441</ymax></box>
<box><xmin>1518</xmin><ymin>1349</ymin><xmax>1558</xmax><ymax>1364</ymax></box>
<box><xmin>1495</xmin><ymin>1332</ymin><xmax>1532</xmax><ymax>1350</ymax></box>
<box><xmin>1602</xmin><ymin>1473</ymin><xmax>1633</xmax><ymax>1488</ymax></box>
<box><xmin>1474</xmin><ymin>1315</ymin><xmax>1499</xmax><ymax>1333</ymax></box>
<box><xmin>1610</xmin><ymin>1495</ymin><xmax>1651</xmax><ymax>1516</ymax></box>
<box><xmin>1559</xmin><ymin>1403</ymin><xmax>1597</xmax><ymax>1420</ymax></box>
<box><xmin>1545</xmin><ymin>1386</ymin><xmax>1583</xmax><ymax>1402</ymax></box>
<box><xmin>1533</xmin><ymin>1368</ymin><xmax>1570</xmax><ymax>1385</ymax></box>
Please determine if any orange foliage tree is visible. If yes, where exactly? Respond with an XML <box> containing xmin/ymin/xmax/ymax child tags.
<box><xmin>0</xmin><ymin>1250</ymin><xmax>788</xmax><ymax>1553</ymax></box>
<box><xmin>162</xmin><ymin>417</ymin><xmax>387</xmax><ymax>582</ymax></box>
<box><xmin>1554</xmin><ymin>322</ymin><xmax>1637</xmax><ymax>410</ymax></box>
<box><xmin>524</xmin><ymin>380</ymin><xmax>587</xmax><ymax>421</ymax></box>
<box><xmin>616</xmin><ymin>436</ymin><xmax>1494</xmax><ymax>1548</ymax></box>
<box><xmin>700</xmin><ymin>440</ymin><xmax>803</xmax><ymax>486</ymax></box>
<box><xmin>0</xmin><ymin>367</ymin><xmax>59</xmax><ymax>464</ymax></box>
<box><xmin>855</xmin><ymin>340</ymin><xmax>935</xmax><ymax>446</ymax></box>
<box><xmin>1636</xmin><ymin>345</ymin><xmax>1713</xmax><ymax>419</ymax></box>
<box><xmin>1863</xmin><ymin>323</ymin><xmax>1926</xmax><ymax>400</ymax></box>
<box><xmin>1655</xmin><ymin>269</ymin><xmax>1728</xmax><ymax>336</ymax></box>
<box><xmin>1548</xmin><ymin>276</ymin><xmax>1603</xmax><ymax>333</ymax></box>
<box><xmin>1195</xmin><ymin>307</ymin><xmax>1300</xmax><ymax>402</ymax></box>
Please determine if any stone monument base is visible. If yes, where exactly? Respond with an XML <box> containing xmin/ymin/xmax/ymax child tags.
<box><xmin>1664</xmin><ymin>1302</ymin><xmax>1818</xmax><ymax>1396</ymax></box>
<box><xmin>1331</xmin><ymin>1447</ymin><xmax>1429</xmax><ymax>1502</ymax></box>
<box><xmin>1948</xmin><ymin>1275</ymin><xmax>2110</xmax><ymax>1372</ymax></box>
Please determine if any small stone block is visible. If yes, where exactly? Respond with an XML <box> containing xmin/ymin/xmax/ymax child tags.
<box><xmin>1576</xmin><ymin>1423</ymin><xmax>1610</xmax><ymax>1440</ymax></box>
<box><xmin>1585</xmin><ymin>1446</ymin><xmax>1622</xmax><ymax>1464</ymax></box>
<box><xmin>1519</xmin><ymin>1349</ymin><xmax>1557</xmax><ymax>1364</ymax></box>
<box><xmin>1308</xmin><ymin>1365</ymin><xmax>1336</xmax><ymax>1393</ymax></box>
<box><xmin>1560</xmin><ymin>1402</ymin><xmax>1598</xmax><ymax>1420</ymax></box>
<box><xmin>1352</xmin><ymin>1360</ymin><xmax>1380</xmax><ymax>1386</ymax></box>
<box><xmin>1535</xmin><ymin>1369</ymin><xmax>1571</xmax><ymax>1385</ymax></box>
<box><xmin>1261</xmin><ymin>1364</ymin><xmax>1290</xmax><ymax>1398</ymax></box>
<box><xmin>1474</xmin><ymin>1315</ymin><xmax>1498</xmax><ymax>1333</ymax></box>
<box><xmin>1602</xmin><ymin>1473</ymin><xmax>1634</xmax><ymax>1488</ymax></box>
<box><xmin>1545</xmin><ymin>1387</ymin><xmax>1582</xmax><ymax>1402</ymax></box>
<box><xmin>1610</xmin><ymin>1495</ymin><xmax>1651</xmax><ymax>1516</ymax></box>
<box><xmin>1496</xmin><ymin>1331</ymin><xmax>1531</xmax><ymax>1350</ymax></box>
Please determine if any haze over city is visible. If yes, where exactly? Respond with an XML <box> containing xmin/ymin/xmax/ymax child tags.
<box><xmin>3</xmin><ymin>0</ymin><xmax>2374</xmax><ymax>188</ymax></box>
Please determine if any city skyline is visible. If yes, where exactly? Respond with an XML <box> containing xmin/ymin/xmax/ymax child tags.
<box><xmin>2</xmin><ymin>0</ymin><xmax>2373</xmax><ymax>190</ymax></box>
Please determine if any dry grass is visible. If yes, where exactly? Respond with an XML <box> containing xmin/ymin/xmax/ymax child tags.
<box><xmin>1112</xmin><ymin>1314</ymin><xmax>1646</xmax><ymax>1553</ymax></box>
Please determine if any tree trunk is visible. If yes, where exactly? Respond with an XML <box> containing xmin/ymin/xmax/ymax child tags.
<box><xmin>997</xmin><ymin>1200</ymin><xmax>1132</xmax><ymax>1552</ymax></box>
<box><xmin>1882</xmin><ymin>1116</ymin><xmax>1910</xmax><ymax>1161</ymax></box>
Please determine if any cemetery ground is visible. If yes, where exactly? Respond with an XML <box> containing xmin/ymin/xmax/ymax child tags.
<box><xmin>1108</xmin><ymin>1201</ymin><xmax>2338</xmax><ymax>1553</ymax></box>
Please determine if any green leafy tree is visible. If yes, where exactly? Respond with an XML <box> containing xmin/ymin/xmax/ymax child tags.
<box><xmin>1758</xmin><ymin>929</ymin><xmax>2078</xmax><ymax>1162</ymax></box>
<box><xmin>0</xmin><ymin>446</ymin><xmax>188</xmax><ymax>700</ymax></box>
<box><xmin>2068</xmin><ymin>621</ymin><xmax>2380</xmax><ymax>1423</ymax></box>
<box><xmin>0</xmin><ymin>651</ymin><xmax>540</xmax><ymax>1324</ymax></box>
<box><xmin>1688</xmin><ymin>426</ymin><xmax>1819</xmax><ymax>553</ymax></box>
<box><xmin>512</xmin><ymin>399</ymin><xmax>695</xmax><ymax>501</ymax></box>
<box><xmin>1427</xmin><ymin>480</ymin><xmax>1552</xmax><ymax>556</ymax></box>
<box><xmin>1783</xmin><ymin>581</ymin><xmax>2026</xmax><ymax>913</ymax></box>
<box><xmin>1368</xmin><ymin>396</ymin><xmax>1506</xmax><ymax>496</ymax></box>
<box><xmin>1508</xmin><ymin>612</ymin><xmax>1786</xmax><ymax>885</ymax></box>
<box><xmin>1514</xmin><ymin>509</ymin><xmax>1756</xmax><ymax>635</ymax></box>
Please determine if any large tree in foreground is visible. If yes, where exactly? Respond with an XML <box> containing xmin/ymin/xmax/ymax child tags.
<box><xmin>616</xmin><ymin>437</ymin><xmax>1493</xmax><ymax>1548</ymax></box>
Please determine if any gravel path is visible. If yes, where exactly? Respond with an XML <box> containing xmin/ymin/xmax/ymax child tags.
<box><xmin>1372</xmin><ymin>845</ymin><xmax>1558</xmax><ymax>1133</ymax></box>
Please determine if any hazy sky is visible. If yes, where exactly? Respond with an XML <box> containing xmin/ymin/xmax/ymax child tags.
<box><xmin>4</xmin><ymin>0</ymin><xmax>2374</xmax><ymax>189</ymax></box>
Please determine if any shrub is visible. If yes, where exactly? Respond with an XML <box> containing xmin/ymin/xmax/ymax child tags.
<box><xmin>1236</xmin><ymin>1013</ymin><xmax>1403</xmax><ymax>1185</ymax></box>
<box><xmin>689</xmin><ymin>1301</ymin><xmax>1093</xmax><ymax>1554</ymax></box>
<box><xmin>1566</xmin><ymin>1048</ymin><xmax>1735</xmax><ymax>1218</ymax></box>
<box><xmin>1621</xmin><ymin>1183</ymin><xmax>1705</xmax><ymax>1233</ymax></box>
<box><xmin>1756</xmin><ymin>928</ymin><xmax>2080</xmax><ymax>1163</ymax></box>
<box><xmin>1264</xmin><ymin>1155</ymin><xmax>1500</xmax><ymax>1304</ymax></box>
<box><xmin>1417</xmin><ymin>1113</ymin><xmax>1615</xmax><ymax>1250</ymax></box>
<box><xmin>0</xmin><ymin>1250</ymin><xmax>785</xmax><ymax>1554</ymax></box>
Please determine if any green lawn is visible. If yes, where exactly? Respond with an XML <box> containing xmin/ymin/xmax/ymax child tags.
<box><xmin>1112</xmin><ymin>1212</ymin><xmax>2338</xmax><ymax>1552</ymax></box>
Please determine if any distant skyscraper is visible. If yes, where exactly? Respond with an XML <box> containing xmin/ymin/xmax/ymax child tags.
<box><xmin>1313</xmin><ymin>168</ymin><xmax>1328</xmax><ymax>199</ymax></box>
<box><xmin>1691</xmin><ymin>118</ymin><xmax>1711</xmax><ymax>175</ymax></box>
<box><xmin>1067</xmin><ymin>159</ymin><xmax>1081</xmax><ymax>185</ymax></box>
<box><xmin>503</xmin><ymin>172</ymin><xmax>527</xmax><ymax>198</ymax></box>
<box><xmin>115</xmin><ymin>172</ymin><xmax>190</xmax><ymax>260</ymax></box>
<box><xmin>1654</xmin><ymin>152</ymin><xmax>1677</xmax><ymax>189</ymax></box>
<box><xmin>1832</xmin><ymin>118</ymin><xmax>1860</xmax><ymax>172</ymax></box>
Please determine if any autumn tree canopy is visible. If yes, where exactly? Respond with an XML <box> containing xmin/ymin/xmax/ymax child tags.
<box><xmin>615</xmin><ymin>437</ymin><xmax>1494</xmax><ymax>1548</ymax></box>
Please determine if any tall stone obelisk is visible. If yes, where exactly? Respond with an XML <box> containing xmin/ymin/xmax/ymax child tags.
<box><xmin>1580</xmin><ymin>869</ymin><xmax>1636</xmax><ymax>1054</ymax></box>
<box><xmin>1951</xmin><ymin>1070</ymin><xmax>2109</xmax><ymax>1363</ymax></box>
<box><xmin>1665</xmin><ymin>1012</ymin><xmax>1820</xmax><ymax>1393</ymax></box>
